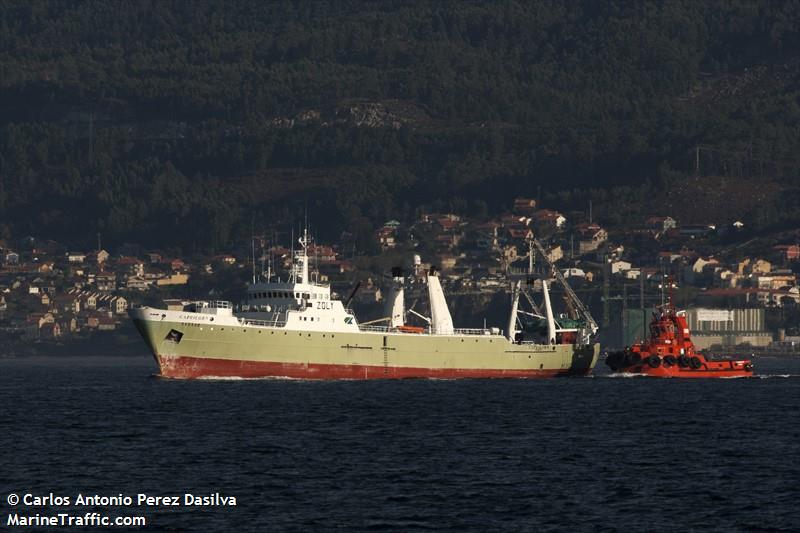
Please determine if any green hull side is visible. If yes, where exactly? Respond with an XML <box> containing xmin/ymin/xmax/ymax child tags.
<box><xmin>133</xmin><ymin>318</ymin><xmax>599</xmax><ymax>375</ymax></box>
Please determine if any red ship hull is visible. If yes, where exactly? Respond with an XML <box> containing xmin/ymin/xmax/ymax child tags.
<box><xmin>609</xmin><ymin>356</ymin><xmax>753</xmax><ymax>378</ymax></box>
<box><xmin>156</xmin><ymin>354</ymin><xmax>592</xmax><ymax>380</ymax></box>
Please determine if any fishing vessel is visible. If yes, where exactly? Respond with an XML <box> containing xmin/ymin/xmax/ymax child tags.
<box><xmin>605</xmin><ymin>300</ymin><xmax>754</xmax><ymax>378</ymax></box>
<box><xmin>130</xmin><ymin>233</ymin><xmax>600</xmax><ymax>379</ymax></box>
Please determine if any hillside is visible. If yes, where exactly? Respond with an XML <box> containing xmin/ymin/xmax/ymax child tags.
<box><xmin>0</xmin><ymin>0</ymin><xmax>799</xmax><ymax>250</ymax></box>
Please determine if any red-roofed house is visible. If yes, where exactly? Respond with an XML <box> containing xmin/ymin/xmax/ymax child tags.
<box><xmin>576</xmin><ymin>224</ymin><xmax>607</xmax><ymax>254</ymax></box>
<box><xmin>533</xmin><ymin>209</ymin><xmax>566</xmax><ymax>230</ymax></box>
<box><xmin>117</xmin><ymin>256</ymin><xmax>145</xmax><ymax>276</ymax></box>
<box><xmin>774</xmin><ymin>245</ymin><xmax>800</xmax><ymax>261</ymax></box>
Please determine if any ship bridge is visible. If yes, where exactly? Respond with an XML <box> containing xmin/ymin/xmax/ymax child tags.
<box><xmin>235</xmin><ymin>230</ymin><xmax>359</xmax><ymax>332</ymax></box>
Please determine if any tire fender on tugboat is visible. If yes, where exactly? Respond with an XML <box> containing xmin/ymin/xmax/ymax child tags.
<box><xmin>625</xmin><ymin>352</ymin><xmax>642</xmax><ymax>366</ymax></box>
<box><xmin>689</xmin><ymin>356</ymin><xmax>703</xmax><ymax>369</ymax></box>
<box><xmin>646</xmin><ymin>355</ymin><xmax>661</xmax><ymax>368</ymax></box>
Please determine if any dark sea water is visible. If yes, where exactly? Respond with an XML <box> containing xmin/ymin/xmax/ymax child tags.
<box><xmin>1</xmin><ymin>355</ymin><xmax>799</xmax><ymax>532</ymax></box>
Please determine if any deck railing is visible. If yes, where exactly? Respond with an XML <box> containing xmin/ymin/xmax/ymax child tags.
<box><xmin>238</xmin><ymin>317</ymin><xmax>287</xmax><ymax>328</ymax></box>
<box><xmin>357</xmin><ymin>324</ymin><xmax>496</xmax><ymax>336</ymax></box>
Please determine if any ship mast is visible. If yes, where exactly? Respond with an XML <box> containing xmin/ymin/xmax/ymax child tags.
<box><xmin>507</xmin><ymin>280</ymin><xmax>520</xmax><ymax>340</ymax></box>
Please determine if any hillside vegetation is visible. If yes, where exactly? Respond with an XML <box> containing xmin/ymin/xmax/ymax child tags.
<box><xmin>0</xmin><ymin>0</ymin><xmax>799</xmax><ymax>250</ymax></box>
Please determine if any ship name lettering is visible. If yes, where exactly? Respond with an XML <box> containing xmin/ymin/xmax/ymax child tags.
<box><xmin>316</xmin><ymin>302</ymin><xmax>330</xmax><ymax>310</ymax></box>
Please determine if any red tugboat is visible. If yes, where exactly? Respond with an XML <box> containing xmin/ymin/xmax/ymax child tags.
<box><xmin>606</xmin><ymin>301</ymin><xmax>754</xmax><ymax>378</ymax></box>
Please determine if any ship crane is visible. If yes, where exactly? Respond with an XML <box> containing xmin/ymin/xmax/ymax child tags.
<box><xmin>530</xmin><ymin>237</ymin><xmax>599</xmax><ymax>337</ymax></box>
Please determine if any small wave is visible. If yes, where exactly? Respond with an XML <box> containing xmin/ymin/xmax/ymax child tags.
<box><xmin>196</xmin><ymin>375</ymin><xmax>310</xmax><ymax>381</ymax></box>
<box><xmin>605</xmin><ymin>372</ymin><xmax>646</xmax><ymax>378</ymax></box>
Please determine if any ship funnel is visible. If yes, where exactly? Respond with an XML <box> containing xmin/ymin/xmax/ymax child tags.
<box><xmin>427</xmin><ymin>272</ymin><xmax>454</xmax><ymax>335</ymax></box>
<box><xmin>384</xmin><ymin>285</ymin><xmax>405</xmax><ymax>328</ymax></box>
<box><xmin>385</xmin><ymin>267</ymin><xmax>406</xmax><ymax>328</ymax></box>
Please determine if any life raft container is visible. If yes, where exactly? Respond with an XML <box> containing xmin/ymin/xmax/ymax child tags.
<box><xmin>397</xmin><ymin>325</ymin><xmax>425</xmax><ymax>334</ymax></box>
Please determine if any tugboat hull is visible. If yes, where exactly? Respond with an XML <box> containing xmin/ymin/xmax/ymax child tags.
<box><xmin>607</xmin><ymin>351</ymin><xmax>753</xmax><ymax>378</ymax></box>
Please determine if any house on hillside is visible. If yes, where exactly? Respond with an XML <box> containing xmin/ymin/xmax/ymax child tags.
<box><xmin>87</xmin><ymin>249</ymin><xmax>110</xmax><ymax>265</ymax></box>
<box><xmin>117</xmin><ymin>256</ymin><xmax>145</xmax><ymax>276</ymax></box>
<box><xmin>4</xmin><ymin>251</ymin><xmax>19</xmax><ymax>265</ymax></box>
<box><xmin>533</xmin><ymin>209</ymin><xmax>566</xmax><ymax>231</ymax></box>
<box><xmin>126</xmin><ymin>275</ymin><xmax>150</xmax><ymax>291</ymax></box>
<box><xmin>646</xmin><ymin>216</ymin><xmax>677</xmax><ymax>234</ymax></box>
<box><xmin>67</xmin><ymin>251</ymin><xmax>86</xmax><ymax>263</ymax></box>
<box><xmin>576</xmin><ymin>223</ymin><xmax>607</xmax><ymax>254</ymax></box>
<box><xmin>738</xmin><ymin>258</ymin><xmax>771</xmax><ymax>276</ymax></box>
<box><xmin>512</xmin><ymin>198</ymin><xmax>537</xmax><ymax>215</ymax></box>
<box><xmin>546</xmin><ymin>244</ymin><xmax>563</xmax><ymax>264</ymax></box>
<box><xmin>375</xmin><ymin>227</ymin><xmax>397</xmax><ymax>250</ymax></box>
<box><xmin>95</xmin><ymin>273</ymin><xmax>116</xmax><ymax>292</ymax></box>
<box><xmin>774</xmin><ymin>244</ymin><xmax>800</xmax><ymax>262</ymax></box>
<box><xmin>611</xmin><ymin>260</ymin><xmax>632</xmax><ymax>275</ymax></box>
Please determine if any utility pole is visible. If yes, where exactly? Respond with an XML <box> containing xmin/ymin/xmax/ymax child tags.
<box><xmin>621</xmin><ymin>282</ymin><xmax>628</xmax><ymax>346</ymax></box>
<box><xmin>602</xmin><ymin>254</ymin><xmax>610</xmax><ymax>328</ymax></box>
<box><xmin>639</xmin><ymin>268</ymin><xmax>645</xmax><ymax>340</ymax></box>
<box><xmin>695</xmin><ymin>145</ymin><xmax>700</xmax><ymax>175</ymax></box>
<box><xmin>88</xmin><ymin>111</ymin><xmax>94</xmax><ymax>165</ymax></box>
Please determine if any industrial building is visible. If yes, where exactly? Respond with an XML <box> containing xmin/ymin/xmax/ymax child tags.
<box><xmin>684</xmin><ymin>308</ymin><xmax>771</xmax><ymax>350</ymax></box>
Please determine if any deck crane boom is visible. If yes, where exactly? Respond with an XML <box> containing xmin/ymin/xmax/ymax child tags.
<box><xmin>530</xmin><ymin>237</ymin><xmax>599</xmax><ymax>337</ymax></box>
